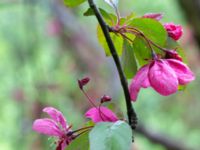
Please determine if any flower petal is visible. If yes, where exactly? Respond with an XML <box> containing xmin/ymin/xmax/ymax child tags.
<box><xmin>149</xmin><ymin>60</ymin><xmax>178</xmax><ymax>96</ymax></box>
<box><xmin>85</xmin><ymin>106</ymin><xmax>118</xmax><ymax>123</ymax></box>
<box><xmin>32</xmin><ymin>118</ymin><xmax>62</xmax><ymax>136</ymax></box>
<box><xmin>166</xmin><ymin>59</ymin><xmax>195</xmax><ymax>85</ymax></box>
<box><xmin>129</xmin><ymin>64</ymin><xmax>150</xmax><ymax>101</ymax></box>
<box><xmin>43</xmin><ymin>107</ymin><xmax>67</xmax><ymax>129</ymax></box>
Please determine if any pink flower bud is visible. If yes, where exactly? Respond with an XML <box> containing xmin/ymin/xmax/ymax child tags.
<box><xmin>100</xmin><ymin>95</ymin><xmax>112</xmax><ymax>103</ymax></box>
<box><xmin>142</xmin><ymin>13</ymin><xmax>163</xmax><ymax>21</ymax></box>
<box><xmin>165</xmin><ymin>50</ymin><xmax>183</xmax><ymax>61</ymax></box>
<box><xmin>78</xmin><ymin>77</ymin><xmax>90</xmax><ymax>90</ymax></box>
<box><xmin>164</xmin><ymin>23</ymin><xmax>183</xmax><ymax>41</ymax></box>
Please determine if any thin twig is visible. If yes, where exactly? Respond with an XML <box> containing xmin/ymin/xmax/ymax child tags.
<box><xmin>87</xmin><ymin>0</ymin><xmax>137</xmax><ymax>130</ymax></box>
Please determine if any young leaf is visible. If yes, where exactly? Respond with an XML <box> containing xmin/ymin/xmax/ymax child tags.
<box><xmin>66</xmin><ymin>131</ymin><xmax>89</xmax><ymax>150</ymax></box>
<box><xmin>89</xmin><ymin>121</ymin><xmax>132</xmax><ymax>150</ymax></box>
<box><xmin>84</xmin><ymin>8</ymin><xmax>117</xmax><ymax>25</ymax></box>
<box><xmin>129</xmin><ymin>18</ymin><xmax>167</xmax><ymax>47</ymax></box>
<box><xmin>64</xmin><ymin>0</ymin><xmax>86</xmax><ymax>7</ymax></box>
<box><xmin>104</xmin><ymin>0</ymin><xmax>119</xmax><ymax>8</ymax></box>
<box><xmin>97</xmin><ymin>25</ymin><xmax>123</xmax><ymax>56</ymax></box>
<box><xmin>122</xmin><ymin>40</ymin><xmax>137</xmax><ymax>79</ymax></box>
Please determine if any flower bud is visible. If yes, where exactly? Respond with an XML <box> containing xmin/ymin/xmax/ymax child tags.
<box><xmin>142</xmin><ymin>13</ymin><xmax>163</xmax><ymax>21</ymax></box>
<box><xmin>165</xmin><ymin>50</ymin><xmax>182</xmax><ymax>61</ymax></box>
<box><xmin>78</xmin><ymin>77</ymin><xmax>90</xmax><ymax>90</ymax></box>
<box><xmin>164</xmin><ymin>23</ymin><xmax>183</xmax><ymax>41</ymax></box>
<box><xmin>100</xmin><ymin>95</ymin><xmax>112</xmax><ymax>103</ymax></box>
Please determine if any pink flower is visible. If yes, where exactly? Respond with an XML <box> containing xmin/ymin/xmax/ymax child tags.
<box><xmin>142</xmin><ymin>13</ymin><xmax>163</xmax><ymax>21</ymax></box>
<box><xmin>164</xmin><ymin>23</ymin><xmax>183</xmax><ymax>41</ymax></box>
<box><xmin>85</xmin><ymin>106</ymin><xmax>118</xmax><ymax>123</ymax></box>
<box><xmin>32</xmin><ymin>107</ymin><xmax>73</xmax><ymax>150</ymax></box>
<box><xmin>129</xmin><ymin>59</ymin><xmax>195</xmax><ymax>101</ymax></box>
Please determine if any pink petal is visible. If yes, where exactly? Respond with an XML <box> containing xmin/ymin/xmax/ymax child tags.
<box><xmin>148</xmin><ymin>60</ymin><xmax>178</xmax><ymax>96</ymax></box>
<box><xmin>166</xmin><ymin>59</ymin><xmax>195</xmax><ymax>85</ymax></box>
<box><xmin>129</xmin><ymin>64</ymin><xmax>150</xmax><ymax>101</ymax></box>
<box><xmin>85</xmin><ymin>106</ymin><xmax>118</xmax><ymax>123</ymax></box>
<box><xmin>32</xmin><ymin>118</ymin><xmax>62</xmax><ymax>137</ymax></box>
<box><xmin>43</xmin><ymin>107</ymin><xmax>67</xmax><ymax>130</ymax></box>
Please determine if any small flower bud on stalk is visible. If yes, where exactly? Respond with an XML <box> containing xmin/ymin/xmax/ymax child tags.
<box><xmin>100</xmin><ymin>95</ymin><xmax>112</xmax><ymax>103</ymax></box>
<box><xmin>78</xmin><ymin>77</ymin><xmax>90</xmax><ymax>90</ymax></box>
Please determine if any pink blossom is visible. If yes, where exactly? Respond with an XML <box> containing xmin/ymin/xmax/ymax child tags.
<box><xmin>85</xmin><ymin>106</ymin><xmax>118</xmax><ymax>123</ymax></box>
<box><xmin>142</xmin><ymin>13</ymin><xmax>163</xmax><ymax>21</ymax></box>
<box><xmin>164</xmin><ymin>23</ymin><xmax>183</xmax><ymax>41</ymax></box>
<box><xmin>32</xmin><ymin>107</ymin><xmax>72</xmax><ymax>150</ymax></box>
<box><xmin>129</xmin><ymin>59</ymin><xmax>195</xmax><ymax>101</ymax></box>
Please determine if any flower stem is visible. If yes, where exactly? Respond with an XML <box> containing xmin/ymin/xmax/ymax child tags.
<box><xmin>87</xmin><ymin>0</ymin><xmax>137</xmax><ymax>131</ymax></box>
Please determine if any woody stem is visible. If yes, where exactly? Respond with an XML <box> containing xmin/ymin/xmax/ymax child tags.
<box><xmin>87</xmin><ymin>0</ymin><xmax>137</xmax><ymax>132</ymax></box>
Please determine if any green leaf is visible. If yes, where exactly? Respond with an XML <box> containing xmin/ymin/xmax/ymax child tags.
<box><xmin>122</xmin><ymin>40</ymin><xmax>137</xmax><ymax>79</ymax></box>
<box><xmin>64</xmin><ymin>0</ymin><xmax>86</xmax><ymax>7</ymax></box>
<box><xmin>84</xmin><ymin>8</ymin><xmax>117</xmax><ymax>25</ymax></box>
<box><xmin>129</xmin><ymin>18</ymin><xmax>167</xmax><ymax>46</ymax></box>
<box><xmin>132</xmin><ymin>36</ymin><xmax>151</xmax><ymax>66</ymax></box>
<box><xmin>89</xmin><ymin>121</ymin><xmax>132</xmax><ymax>150</ymax></box>
<box><xmin>104</xmin><ymin>0</ymin><xmax>119</xmax><ymax>8</ymax></box>
<box><xmin>97</xmin><ymin>25</ymin><xmax>123</xmax><ymax>56</ymax></box>
<box><xmin>66</xmin><ymin>131</ymin><xmax>89</xmax><ymax>150</ymax></box>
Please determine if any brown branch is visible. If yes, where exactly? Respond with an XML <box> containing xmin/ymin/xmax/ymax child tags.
<box><xmin>87</xmin><ymin>0</ymin><xmax>137</xmax><ymax>130</ymax></box>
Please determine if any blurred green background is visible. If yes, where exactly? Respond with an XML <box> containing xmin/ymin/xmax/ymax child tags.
<box><xmin>0</xmin><ymin>0</ymin><xmax>199</xmax><ymax>150</ymax></box>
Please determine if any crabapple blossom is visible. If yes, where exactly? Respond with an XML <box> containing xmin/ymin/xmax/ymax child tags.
<box><xmin>129</xmin><ymin>59</ymin><xmax>195</xmax><ymax>101</ymax></box>
<box><xmin>32</xmin><ymin>107</ymin><xmax>73</xmax><ymax>150</ymax></box>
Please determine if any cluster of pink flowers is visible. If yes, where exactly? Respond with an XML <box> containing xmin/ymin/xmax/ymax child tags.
<box><xmin>33</xmin><ymin>78</ymin><xmax>118</xmax><ymax>150</ymax></box>
<box><xmin>128</xmin><ymin>13</ymin><xmax>195</xmax><ymax>101</ymax></box>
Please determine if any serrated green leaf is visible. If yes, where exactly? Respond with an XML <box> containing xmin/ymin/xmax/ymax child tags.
<box><xmin>97</xmin><ymin>25</ymin><xmax>123</xmax><ymax>56</ymax></box>
<box><xmin>104</xmin><ymin>0</ymin><xmax>119</xmax><ymax>8</ymax></box>
<box><xmin>64</xmin><ymin>0</ymin><xmax>86</xmax><ymax>7</ymax></box>
<box><xmin>122</xmin><ymin>40</ymin><xmax>137</xmax><ymax>79</ymax></box>
<box><xmin>129</xmin><ymin>18</ymin><xmax>167</xmax><ymax>46</ymax></box>
<box><xmin>66</xmin><ymin>131</ymin><xmax>89</xmax><ymax>150</ymax></box>
<box><xmin>89</xmin><ymin>121</ymin><xmax>132</xmax><ymax>150</ymax></box>
<box><xmin>84</xmin><ymin>8</ymin><xmax>117</xmax><ymax>25</ymax></box>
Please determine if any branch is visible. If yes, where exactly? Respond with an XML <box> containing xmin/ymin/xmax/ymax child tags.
<box><xmin>136</xmin><ymin>125</ymin><xmax>192</xmax><ymax>150</ymax></box>
<box><xmin>87</xmin><ymin>0</ymin><xmax>137</xmax><ymax>130</ymax></box>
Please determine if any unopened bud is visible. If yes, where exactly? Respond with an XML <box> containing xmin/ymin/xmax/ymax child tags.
<box><xmin>142</xmin><ymin>13</ymin><xmax>163</xmax><ymax>21</ymax></box>
<box><xmin>100</xmin><ymin>95</ymin><xmax>112</xmax><ymax>103</ymax></box>
<box><xmin>165</xmin><ymin>50</ymin><xmax>182</xmax><ymax>61</ymax></box>
<box><xmin>78</xmin><ymin>77</ymin><xmax>90</xmax><ymax>90</ymax></box>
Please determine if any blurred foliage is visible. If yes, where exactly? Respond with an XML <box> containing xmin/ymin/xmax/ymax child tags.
<box><xmin>0</xmin><ymin>0</ymin><xmax>199</xmax><ymax>150</ymax></box>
